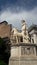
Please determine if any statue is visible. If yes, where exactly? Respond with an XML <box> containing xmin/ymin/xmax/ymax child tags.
<box><xmin>21</xmin><ymin>20</ymin><xmax>30</xmax><ymax>43</ymax></box>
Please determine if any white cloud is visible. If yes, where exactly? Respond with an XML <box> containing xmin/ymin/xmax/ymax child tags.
<box><xmin>0</xmin><ymin>7</ymin><xmax>37</xmax><ymax>29</ymax></box>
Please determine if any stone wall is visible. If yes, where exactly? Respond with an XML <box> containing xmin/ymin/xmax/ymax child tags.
<box><xmin>9</xmin><ymin>44</ymin><xmax>37</xmax><ymax>65</ymax></box>
<box><xmin>9</xmin><ymin>57</ymin><xmax>37</xmax><ymax>65</ymax></box>
<box><xmin>10</xmin><ymin>46</ymin><xmax>21</xmax><ymax>57</ymax></box>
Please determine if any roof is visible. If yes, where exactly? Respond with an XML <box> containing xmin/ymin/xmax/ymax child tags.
<box><xmin>0</xmin><ymin>21</ymin><xmax>8</xmax><ymax>24</ymax></box>
<box><xmin>28</xmin><ymin>24</ymin><xmax>37</xmax><ymax>32</ymax></box>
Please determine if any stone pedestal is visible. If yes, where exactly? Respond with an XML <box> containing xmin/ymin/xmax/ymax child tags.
<box><xmin>9</xmin><ymin>43</ymin><xmax>37</xmax><ymax>65</ymax></box>
<box><xmin>9</xmin><ymin>56</ymin><xmax>37</xmax><ymax>65</ymax></box>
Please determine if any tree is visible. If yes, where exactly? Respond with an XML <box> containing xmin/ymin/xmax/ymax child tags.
<box><xmin>0</xmin><ymin>37</ymin><xmax>11</xmax><ymax>65</ymax></box>
<box><xmin>0</xmin><ymin>60</ymin><xmax>7</xmax><ymax>65</ymax></box>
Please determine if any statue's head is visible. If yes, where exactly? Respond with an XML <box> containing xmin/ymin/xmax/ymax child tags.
<box><xmin>21</xmin><ymin>20</ymin><xmax>25</xmax><ymax>24</ymax></box>
<box><xmin>21</xmin><ymin>20</ymin><xmax>26</xmax><ymax>26</ymax></box>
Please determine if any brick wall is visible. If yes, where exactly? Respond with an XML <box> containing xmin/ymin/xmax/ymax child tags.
<box><xmin>0</xmin><ymin>21</ymin><xmax>12</xmax><ymax>38</ymax></box>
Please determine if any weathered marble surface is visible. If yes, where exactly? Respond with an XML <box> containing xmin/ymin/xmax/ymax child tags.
<box><xmin>9</xmin><ymin>56</ymin><xmax>37</xmax><ymax>65</ymax></box>
<box><xmin>9</xmin><ymin>44</ymin><xmax>37</xmax><ymax>65</ymax></box>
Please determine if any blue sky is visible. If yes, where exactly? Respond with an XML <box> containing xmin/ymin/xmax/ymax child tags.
<box><xmin>0</xmin><ymin>0</ymin><xmax>37</xmax><ymax>29</ymax></box>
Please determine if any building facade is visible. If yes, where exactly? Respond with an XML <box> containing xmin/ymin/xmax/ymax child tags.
<box><xmin>28</xmin><ymin>24</ymin><xmax>37</xmax><ymax>44</ymax></box>
<box><xmin>0</xmin><ymin>21</ymin><xmax>12</xmax><ymax>38</ymax></box>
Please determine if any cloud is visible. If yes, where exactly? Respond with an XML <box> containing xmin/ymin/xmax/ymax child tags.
<box><xmin>0</xmin><ymin>0</ymin><xmax>37</xmax><ymax>11</ymax></box>
<box><xmin>0</xmin><ymin>7</ymin><xmax>37</xmax><ymax>29</ymax></box>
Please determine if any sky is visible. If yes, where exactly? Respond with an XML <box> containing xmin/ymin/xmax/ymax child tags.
<box><xmin>0</xmin><ymin>0</ymin><xmax>37</xmax><ymax>29</ymax></box>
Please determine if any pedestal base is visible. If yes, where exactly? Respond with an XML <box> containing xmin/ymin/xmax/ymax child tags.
<box><xmin>9</xmin><ymin>56</ymin><xmax>37</xmax><ymax>65</ymax></box>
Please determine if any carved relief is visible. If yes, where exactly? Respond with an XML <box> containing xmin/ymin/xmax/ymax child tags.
<box><xmin>21</xmin><ymin>46</ymin><xmax>34</xmax><ymax>55</ymax></box>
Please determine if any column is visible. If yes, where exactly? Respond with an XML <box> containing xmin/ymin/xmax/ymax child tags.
<box><xmin>33</xmin><ymin>34</ymin><xmax>36</xmax><ymax>43</ymax></box>
<box><xmin>34</xmin><ymin>47</ymin><xmax>36</xmax><ymax>56</ymax></box>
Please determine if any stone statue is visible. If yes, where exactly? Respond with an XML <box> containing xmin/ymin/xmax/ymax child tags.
<box><xmin>21</xmin><ymin>20</ymin><xmax>30</xmax><ymax>43</ymax></box>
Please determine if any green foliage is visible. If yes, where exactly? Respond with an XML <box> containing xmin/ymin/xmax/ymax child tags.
<box><xmin>0</xmin><ymin>60</ymin><xmax>7</xmax><ymax>65</ymax></box>
<box><xmin>0</xmin><ymin>37</ymin><xmax>5</xmax><ymax>58</ymax></box>
<box><xmin>0</xmin><ymin>37</ymin><xmax>10</xmax><ymax>65</ymax></box>
<box><xmin>0</xmin><ymin>37</ymin><xmax>4</xmax><ymax>47</ymax></box>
